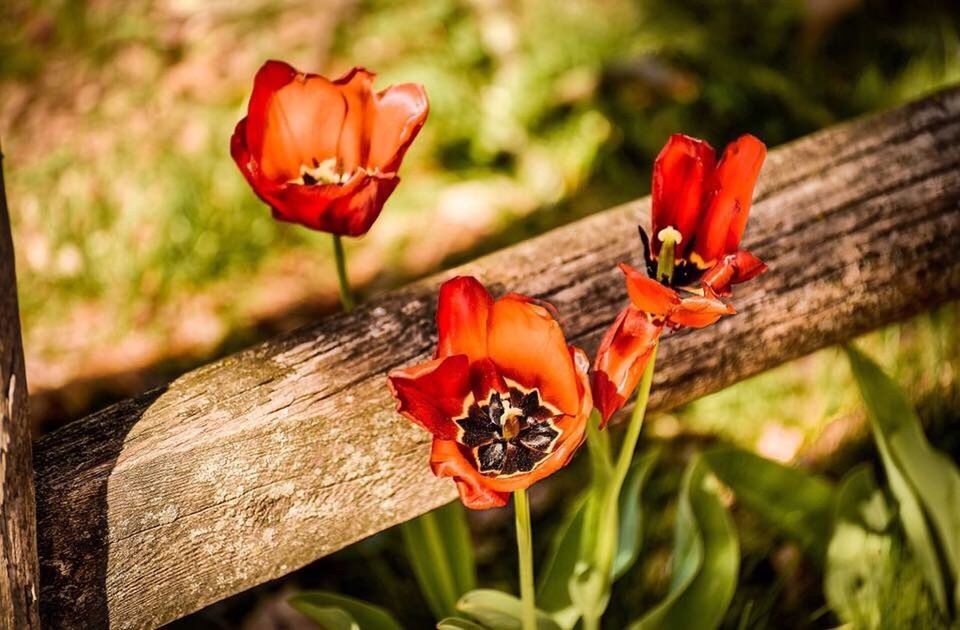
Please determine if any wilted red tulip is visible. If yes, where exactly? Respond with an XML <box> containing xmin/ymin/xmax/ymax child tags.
<box><xmin>231</xmin><ymin>60</ymin><xmax>428</xmax><ymax>236</ymax></box>
<box><xmin>591</xmin><ymin>133</ymin><xmax>768</xmax><ymax>425</ymax></box>
<box><xmin>590</xmin><ymin>306</ymin><xmax>660</xmax><ymax>427</ymax></box>
<box><xmin>388</xmin><ymin>277</ymin><xmax>592</xmax><ymax>509</ymax></box>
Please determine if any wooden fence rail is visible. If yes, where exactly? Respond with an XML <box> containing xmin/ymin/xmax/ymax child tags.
<box><xmin>31</xmin><ymin>86</ymin><xmax>960</xmax><ymax>628</ymax></box>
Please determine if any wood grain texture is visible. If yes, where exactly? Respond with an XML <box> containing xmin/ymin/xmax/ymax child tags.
<box><xmin>35</xmin><ymin>87</ymin><xmax>960</xmax><ymax>628</ymax></box>
<box><xmin>0</xmin><ymin>148</ymin><xmax>41</xmax><ymax>628</ymax></box>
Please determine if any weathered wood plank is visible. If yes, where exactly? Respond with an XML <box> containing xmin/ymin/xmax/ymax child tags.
<box><xmin>35</xmin><ymin>87</ymin><xmax>960</xmax><ymax>628</ymax></box>
<box><xmin>0</xmin><ymin>144</ymin><xmax>41</xmax><ymax>628</ymax></box>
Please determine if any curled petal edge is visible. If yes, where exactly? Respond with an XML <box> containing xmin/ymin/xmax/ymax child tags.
<box><xmin>701</xmin><ymin>249</ymin><xmax>768</xmax><ymax>296</ymax></box>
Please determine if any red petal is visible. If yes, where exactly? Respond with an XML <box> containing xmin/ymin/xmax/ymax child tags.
<box><xmin>555</xmin><ymin>345</ymin><xmax>593</xmax><ymax>435</ymax></box>
<box><xmin>453</xmin><ymin>478</ymin><xmax>510</xmax><ymax>509</ymax></box>
<box><xmin>387</xmin><ymin>355</ymin><xmax>471</xmax><ymax>440</ymax></box>
<box><xmin>436</xmin><ymin>276</ymin><xmax>493</xmax><ymax>363</ymax></box>
<box><xmin>244</xmin><ymin>60</ymin><xmax>299</xmax><ymax>169</ymax></box>
<box><xmin>230</xmin><ymin>118</ymin><xmax>260</xmax><ymax>195</ymax></box>
<box><xmin>728</xmin><ymin>249</ymin><xmax>768</xmax><ymax>284</ymax></box>
<box><xmin>261</xmin><ymin>75</ymin><xmax>347</xmax><ymax>182</ymax></box>
<box><xmin>620</xmin><ymin>263</ymin><xmax>679</xmax><ymax>316</ymax></box>
<box><xmin>429</xmin><ymin>440</ymin><xmax>509</xmax><ymax>509</ymax></box>
<box><xmin>701</xmin><ymin>249</ymin><xmax>768</xmax><ymax>295</ymax></box>
<box><xmin>367</xmin><ymin>82</ymin><xmax>430</xmax><ymax>173</ymax></box>
<box><xmin>591</xmin><ymin>307</ymin><xmax>663</xmax><ymax>426</ymax></box>
<box><xmin>333</xmin><ymin>67</ymin><xmax>377</xmax><ymax>173</ymax></box>
<box><xmin>652</xmin><ymin>134</ymin><xmax>716</xmax><ymax>258</ymax></box>
<box><xmin>487</xmin><ymin>294</ymin><xmax>580</xmax><ymax>416</ymax></box>
<box><xmin>469</xmin><ymin>357</ymin><xmax>507</xmax><ymax>402</ymax></box>
<box><xmin>268</xmin><ymin>173</ymin><xmax>399</xmax><ymax>236</ymax></box>
<box><xmin>668</xmin><ymin>294</ymin><xmax>735</xmax><ymax>329</ymax></box>
<box><xmin>694</xmin><ymin>134</ymin><xmax>766</xmax><ymax>264</ymax></box>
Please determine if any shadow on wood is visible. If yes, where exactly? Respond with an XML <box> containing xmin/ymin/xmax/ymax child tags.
<box><xmin>35</xmin><ymin>387</ymin><xmax>166</xmax><ymax>628</ymax></box>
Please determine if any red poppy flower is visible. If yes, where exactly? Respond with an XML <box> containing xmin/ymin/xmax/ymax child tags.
<box><xmin>387</xmin><ymin>277</ymin><xmax>592</xmax><ymax>509</ymax></box>
<box><xmin>231</xmin><ymin>60</ymin><xmax>429</xmax><ymax>236</ymax></box>
<box><xmin>591</xmin><ymin>133</ymin><xmax>768</xmax><ymax>425</ymax></box>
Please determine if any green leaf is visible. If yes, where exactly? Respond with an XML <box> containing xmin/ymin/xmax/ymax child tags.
<box><xmin>703</xmin><ymin>446</ymin><xmax>835</xmax><ymax>563</ymax></box>
<box><xmin>536</xmin><ymin>412</ymin><xmax>614</xmax><ymax>628</ymax></box>
<box><xmin>613</xmin><ymin>449</ymin><xmax>660</xmax><ymax>579</ymax></box>
<box><xmin>456</xmin><ymin>589</ymin><xmax>562</xmax><ymax>630</ymax></box>
<box><xmin>824</xmin><ymin>466</ymin><xmax>896</xmax><ymax>629</ymax></box>
<box><xmin>629</xmin><ymin>455</ymin><xmax>739</xmax><ymax>630</ymax></box>
<box><xmin>535</xmin><ymin>493</ymin><xmax>587</xmax><ymax>623</ymax></box>
<box><xmin>846</xmin><ymin>344</ymin><xmax>960</xmax><ymax>613</ymax></box>
<box><xmin>289</xmin><ymin>592</ymin><xmax>403</xmax><ymax>630</ymax></box>
<box><xmin>437</xmin><ymin>617</ymin><xmax>487</xmax><ymax>630</ymax></box>
<box><xmin>291</xmin><ymin>604</ymin><xmax>356</xmax><ymax>630</ymax></box>
<box><xmin>535</xmin><ymin>450</ymin><xmax>658</xmax><ymax>628</ymax></box>
<box><xmin>402</xmin><ymin>501</ymin><xmax>477</xmax><ymax>619</ymax></box>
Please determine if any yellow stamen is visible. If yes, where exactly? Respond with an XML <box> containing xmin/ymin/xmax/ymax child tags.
<box><xmin>300</xmin><ymin>158</ymin><xmax>343</xmax><ymax>185</ymax></box>
<box><xmin>291</xmin><ymin>161</ymin><xmax>381</xmax><ymax>186</ymax></box>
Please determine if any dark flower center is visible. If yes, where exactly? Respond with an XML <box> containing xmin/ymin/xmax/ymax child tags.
<box><xmin>639</xmin><ymin>226</ymin><xmax>706</xmax><ymax>288</ymax></box>
<box><xmin>454</xmin><ymin>386</ymin><xmax>562</xmax><ymax>478</ymax></box>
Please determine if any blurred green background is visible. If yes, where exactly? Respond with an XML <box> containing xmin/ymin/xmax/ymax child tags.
<box><xmin>2</xmin><ymin>0</ymin><xmax>959</xmax><ymax>628</ymax></box>
<box><xmin>3</xmin><ymin>0</ymin><xmax>958</xmax><ymax>428</ymax></box>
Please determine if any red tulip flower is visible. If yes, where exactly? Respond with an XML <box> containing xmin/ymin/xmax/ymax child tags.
<box><xmin>637</xmin><ymin>133</ymin><xmax>768</xmax><ymax>302</ymax></box>
<box><xmin>592</xmin><ymin>133</ymin><xmax>768</xmax><ymax>425</ymax></box>
<box><xmin>590</xmin><ymin>305</ymin><xmax>661</xmax><ymax>428</ymax></box>
<box><xmin>231</xmin><ymin>60</ymin><xmax>428</xmax><ymax>236</ymax></box>
<box><xmin>387</xmin><ymin>277</ymin><xmax>592</xmax><ymax>509</ymax></box>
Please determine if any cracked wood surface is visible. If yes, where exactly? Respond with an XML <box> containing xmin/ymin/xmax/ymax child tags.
<box><xmin>34</xmin><ymin>87</ymin><xmax>960</xmax><ymax>628</ymax></box>
<box><xmin>0</xmin><ymin>147</ymin><xmax>40</xmax><ymax>628</ymax></box>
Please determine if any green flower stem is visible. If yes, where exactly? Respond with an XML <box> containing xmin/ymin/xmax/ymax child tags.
<box><xmin>613</xmin><ymin>343</ymin><xmax>658</xmax><ymax>487</ymax></box>
<box><xmin>514</xmin><ymin>488</ymin><xmax>537</xmax><ymax>630</ymax></box>
<box><xmin>583</xmin><ymin>343</ymin><xmax>658</xmax><ymax>630</ymax></box>
<box><xmin>586</xmin><ymin>409</ymin><xmax>613</xmax><ymax>482</ymax></box>
<box><xmin>332</xmin><ymin>234</ymin><xmax>355</xmax><ymax>312</ymax></box>
<box><xmin>613</xmin><ymin>230</ymin><xmax>677</xmax><ymax>477</ymax></box>
<box><xmin>581</xmin><ymin>233</ymin><xmax>677</xmax><ymax>628</ymax></box>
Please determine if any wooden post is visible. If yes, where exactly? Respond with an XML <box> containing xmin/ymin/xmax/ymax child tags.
<box><xmin>0</xmin><ymin>142</ymin><xmax>41</xmax><ymax>627</ymax></box>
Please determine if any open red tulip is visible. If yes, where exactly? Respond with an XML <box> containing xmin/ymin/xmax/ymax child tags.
<box><xmin>387</xmin><ymin>277</ymin><xmax>592</xmax><ymax>509</ymax></box>
<box><xmin>627</xmin><ymin>132</ymin><xmax>769</xmax><ymax>327</ymax></box>
<box><xmin>648</xmin><ymin>133</ymin><xmax>767</xmax><ymax>283</ymax></box>
<box><xmin>231</xmin><ymin>60</ymin><xmax>429</xmax><ymax>236</ymax></box>
<box><xmin>591</xmin><ymin>133</ymin><xmax>769</xmax><ymax>425</ymax></box>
